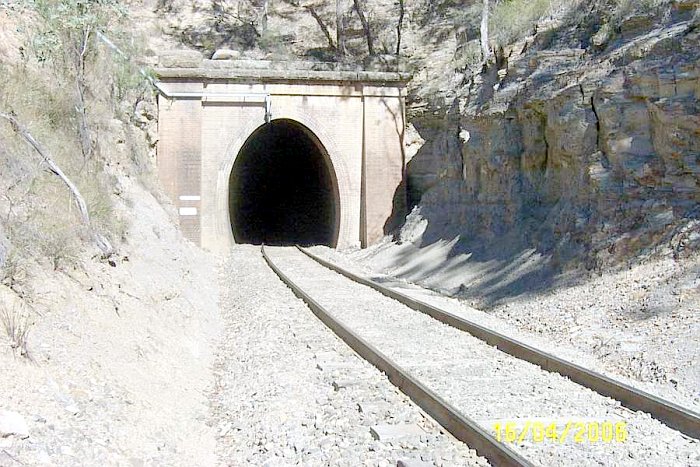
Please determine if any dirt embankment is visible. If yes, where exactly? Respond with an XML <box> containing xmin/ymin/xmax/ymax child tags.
<box><xmin>0</xmin><ymin>176</ymin><xmax>221</xmax><ymax>465</ymax></box>
<box><xmin>0</xmin><ymin>4</ymin><xmax>221</xmax><ymax>465</ymax></box>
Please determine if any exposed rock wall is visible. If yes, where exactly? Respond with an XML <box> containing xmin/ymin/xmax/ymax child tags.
<box><xmin>406</xmin><ymin>2</ymin><xmax>699</xmax><ymax>270</ymax></box>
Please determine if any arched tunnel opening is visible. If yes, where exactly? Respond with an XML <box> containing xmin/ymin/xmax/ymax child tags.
<box><xmin>229</xmin><ymin>119</ymin><xmax>339</xmax><ymax>247</ymax></box>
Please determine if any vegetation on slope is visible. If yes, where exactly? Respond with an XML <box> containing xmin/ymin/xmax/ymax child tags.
<box><xmin>0</xmin><ymin>0</ymin><xmax>155</xmax><ymax>355</ymax></box>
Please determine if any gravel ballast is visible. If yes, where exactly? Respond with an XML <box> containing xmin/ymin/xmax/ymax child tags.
<box><xmin>327</xmin><ymin>241</ymin><xmax>700</xmax><ymax>412</ymax></box>
<box><xmin>266</xmin><ymin>246</ymin><xmax>699</xmax><ymax>466</ymax></box>
<box><xmin>209</xmin><ymin>246</ymin><xmax>486</xmax><ymax>466</ymax></box>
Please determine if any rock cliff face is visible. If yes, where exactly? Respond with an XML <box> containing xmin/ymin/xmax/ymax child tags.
<box><xmin>406</xmin><ymin>1</ymin><xmax>699</xmax><ymax>272</ymax></box>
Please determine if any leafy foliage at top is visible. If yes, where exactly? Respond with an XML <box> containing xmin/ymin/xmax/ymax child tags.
<box><xmin>29</xmin><ymin>0</ymin><xmax>127</xmax><ymax>64</ymax></box>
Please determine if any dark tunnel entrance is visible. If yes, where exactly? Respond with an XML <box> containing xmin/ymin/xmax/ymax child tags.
<box><xmin>229</xmin><ymin>119</ymin><xmax>339</xmax><ymax>247</ymax></box>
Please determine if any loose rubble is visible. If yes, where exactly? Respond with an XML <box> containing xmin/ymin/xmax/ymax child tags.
<box><xmin>209</xmin><ymin>245</ymin><xmax>487</xmax><ymax>466</ymax></box>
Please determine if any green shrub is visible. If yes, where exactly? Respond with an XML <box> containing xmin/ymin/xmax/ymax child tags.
<box><xmin>38</xmin><ymin>224</ymin><xmax>82</xmax><ymax>271</ymax></box>
<box><xmin>258</xmin><ymin>29</ymin><xmax>294</xmax><ymax>59</ymax></box>
<box><xmin>490</xmin><ymin>0</ymin><xmax>554</xmax><ymax>47</ymax></box>
<box><xmin>455</xmin><ymin>40</ymin><xmax>482</xmax><ymax>71</ymax></box>
<box><xmin>80</xmin><ymin>169</ymin><xmax>128</xmax><ymax>244</ymax></box>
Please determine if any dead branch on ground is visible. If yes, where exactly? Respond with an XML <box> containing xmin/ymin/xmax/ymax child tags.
<box><xmin>0</xmin><ymin>112</ymin><xmax>114</xmax><ymax>256</ymax></box>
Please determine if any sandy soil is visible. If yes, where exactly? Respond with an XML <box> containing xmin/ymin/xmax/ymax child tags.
<box><xmin>0</xmin><ymin>176</ymin><xmax>221</xmax><ymax>465</ymax></box>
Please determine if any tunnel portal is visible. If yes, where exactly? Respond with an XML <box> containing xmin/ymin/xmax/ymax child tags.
<box><xmin>155</xmin><ymin>62</ymin><xmax>408</xmax><ymax>252</ymax></box>
<box><xmin>229</xmin><ymin>119</ymin><xmax>339</xmax><ymax>247</ymax></box>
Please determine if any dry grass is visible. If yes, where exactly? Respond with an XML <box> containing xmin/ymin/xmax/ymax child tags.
<box><xmin>0</xmin><ymin>6</ymin><xmax>141</xmax><ymax>270</ymax></box>
<box><xmin>490</xmin><ymin>0</ymin><xmax>553</xmax><ymax>47</ymax></box>
<box><xmin>487</xmin><ymin>0</ymin><xmax>675</xmax><ymax>50</ymax></box>
<box><xmin>0</xmin><ymin>250</ymin><xmax>30</xmax><ymax>295</ymax></box>
<box><xmin>0</xmin><ymin>302</ymin><xmax>32</xmax><ymax>359</ymax></box>
<box><xmin>490</xmin><ymin>0</ymin><xmax>581</xmax><ymax>48</ymax></box>
<box><xmin>455</xmin><ymin>40</ymin><xmax>483</xmax><ymax>71</ymax></box>
<box><xmin>81</xmin><ymin>170</ymin><xmax>129</xmax><ymax>245</ymax></box>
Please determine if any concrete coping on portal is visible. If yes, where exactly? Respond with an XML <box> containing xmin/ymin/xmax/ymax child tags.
<box><xmin>155</xmin><ymin>59</ymin><xmax>412</xmax><ymax>84</ymax></box>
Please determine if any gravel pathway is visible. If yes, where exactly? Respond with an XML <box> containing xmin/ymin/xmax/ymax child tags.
<box><xmin>266</xmin><ymin>247</ymin><xmax>700</xmax><ymax>466</ymax></box>
<box><xmin>209</xmin><ymin>245</ymin><xmax>486</xmax><ymax>466</ymax></box>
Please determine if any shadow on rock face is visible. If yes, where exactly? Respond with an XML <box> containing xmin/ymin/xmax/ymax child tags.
<box><xmin>372</xmin><ymin>4</ymin><xmax>700</xmax><ymax>307</ymax></box>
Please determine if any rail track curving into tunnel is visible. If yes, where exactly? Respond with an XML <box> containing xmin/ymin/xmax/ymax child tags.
<box><xmin>261</xmin><ymin>245</ymin><xmax>700</xmax><ymax>467</ymax></box>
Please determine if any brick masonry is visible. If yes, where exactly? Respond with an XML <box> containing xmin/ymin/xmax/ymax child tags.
<box><xmin>156</xmin><ymin>66</ymin><xmax>407</xmax><ymax>253</ymax></box>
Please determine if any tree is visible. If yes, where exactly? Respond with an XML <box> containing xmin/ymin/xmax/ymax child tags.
<box><xmin>336</xmin><ymin>0</ymin><xmax>347</xmax><ymax>58</ymax></box>
<box><xmin>480</xmin><ymin>0</ymin><xmax>491</xmax><ymax>61</ymax></box>
<box><xmin>305</xmin><ymin>4</ymin><xmax>336</xmax><ymax>50</ymax></box>
<box><xmin>353</xmin><ymin>0</ymin><xmax>374</xmax><ymax>55</ymax></box>
<box><xmin>396</xmin><ymin>0</ymin><xmax>404</xmax><ymax>56</ymax></box>
<box><xmin>31</xmin><ymin>0</ymin><xmax>125</xmax><ymax>161</ymax></box>
<box><xmin>279</xmin><ymin>0</ymin><xmax>336</xmax><ymax>51</ymax></box>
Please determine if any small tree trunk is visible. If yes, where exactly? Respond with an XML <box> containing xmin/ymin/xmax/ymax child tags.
<box><xmin>353</xmin><ymin>0</ymin><xmax>374</xmax><ymax>55</ymax></box>
<box><xmin>306</xmin><ymin>5</ymin><xmax>335</xmax><ymax>50</ymax></box>
<box><xmin>336</xmin><ymin>0</ymin><xmax>347</xmax><ymax>59</ymax></box>
<box><xmin>0</xmin><ymin>112</ymin><xmax>113</xmax><ymax>256</ymax></box>
<box><xmin>261</xmin><ymin>0</ymin><xmax>269</xmax><ymax>32</ymax></box>
<box><xmin>76</xmin><ymin>26</ymin><xmax>93</xmax><ymax>161</ymax></box>
<box><xmin>396</xmin><ymin>0</ymin><xmax>404</xmax><ymax>56</ymax></box>
<box><xmin>480</xmin><ymin>0</ymin><xmax>491</xmax><ymax>61</ymax></box>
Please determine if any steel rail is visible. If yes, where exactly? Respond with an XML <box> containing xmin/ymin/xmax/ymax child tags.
<box><xmin>262</xmin><ymin>245</ymin><xmax>534</xmax><ymax>467</ymax></box>
<box><xmin>297</xmin><ymin>246</ymin><xmax>700</xmax><ymax>440</ymax></box>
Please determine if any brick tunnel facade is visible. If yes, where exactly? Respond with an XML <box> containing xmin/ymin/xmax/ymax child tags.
<box><xmin>155</xmin><ymin>62</ymin><xmax>408</xmax><ymax>253</ymax></box>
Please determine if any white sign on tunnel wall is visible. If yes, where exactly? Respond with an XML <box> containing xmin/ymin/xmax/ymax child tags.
<box><xmin>179</xmin><ymin>195</ymin><xmax>200</xmax><ymax>216</ymax></box>
<box><xmin>179</xmin><ymin>207</ymin><xmax>198</xmax><ymax>216</ymax></box>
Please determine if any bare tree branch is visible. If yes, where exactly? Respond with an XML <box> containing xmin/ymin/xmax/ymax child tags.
<box><xmin>396</xmin><ymin>0</ymin><xmax>404</xmax><ymax>56</ymax></box>
<box><xmin>75</xmin><ymin>25</ymin><xmax>93</xmax><ymax>161</ymax></box>
<box><xmin>305</xmin><ymin>5</ymin><xmax>336</xmax><ymax>50</ymax></box>
<box><xmin>0</xmin><ymin>112</ymin><xmax>113</xmax><ymax>256</ymax></box>
<box><xmin>480</xmin><ymin>0</ymin><xmax>491</xmax><ymax>61</ymax></box>
<box><xmin>353</xmin><ymin>0</ymin><xmax>374</xmax><ymax>55</ymax></box>
<box><xmin>336</xmin><ymin>0</ymin><xmax>347</xmax><ymax>58</ymax></box>
<box><xmin>261</xmin><ymin>0</ymin><xmax>269</xmax><ymax>32</ymax></box>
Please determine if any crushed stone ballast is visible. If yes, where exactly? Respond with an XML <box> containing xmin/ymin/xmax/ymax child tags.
<box><xmin>297</xmin><ymin>246</ymin><xmax>700</xmax><ymax>440</ymax></box>
<box><xmin>263</xmin><ymin>245</ymin><xmax>699</xmax><ymax>467</ymax></box>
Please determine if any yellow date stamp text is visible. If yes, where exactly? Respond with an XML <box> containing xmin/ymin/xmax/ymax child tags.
<box><xmin>493</xmin><ymin>420</ymin><xmax>628</xmax><ymax>444</ymax></box>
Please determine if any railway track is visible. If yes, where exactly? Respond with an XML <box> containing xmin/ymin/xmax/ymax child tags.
<box><xmin>262</xmin><ymin>245</ymin><xmax>700</xmax><ymax>467</ymax></box>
